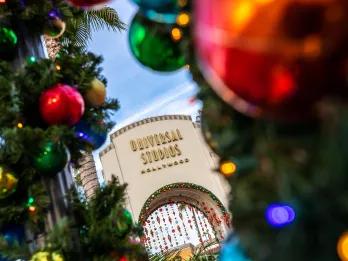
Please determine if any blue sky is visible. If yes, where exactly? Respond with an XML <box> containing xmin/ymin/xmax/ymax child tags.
<box><xmin>87</xmin><ymin>0</ymin><xmax>201</xmax><ymax>176</ymax></box>
<box><xmin>88</xmin><ymin>0</ymin><xmax>201</xmax><ymax>129</ymax></box>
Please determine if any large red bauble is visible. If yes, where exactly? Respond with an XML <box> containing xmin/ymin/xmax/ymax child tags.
<box><xmin>40</xmin><ymin>83</ymin><xmax>85</xmax><ymax>126</ymax></box>
<box><xmin>65</xmin><ymin>0</ymin><xmax>111</xmax><ymax>9</ymax></box>
<box><xmin>194</xmin><ymin>0</ymin><xmax>348</xmax><ymax>121</ymax></box>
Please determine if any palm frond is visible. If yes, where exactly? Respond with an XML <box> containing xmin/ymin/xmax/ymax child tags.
<box><xmin>86</xmin><ymin>7</ymin><xmax>126</xmax><ymax>32</ymax></box>
<box><xmin>61</xmin><ymin>6</ymin><xmax>125</xmax><ymax>48</ymax></box>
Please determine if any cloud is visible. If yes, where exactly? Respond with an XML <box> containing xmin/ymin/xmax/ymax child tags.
<box><xmin>112</xmin><ymin>80</ymin><xmax>198</xmax><ymax>130</ymax></box>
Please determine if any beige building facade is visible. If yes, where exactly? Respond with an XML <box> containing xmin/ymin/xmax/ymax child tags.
<box><xmin>99</xmin><ymin>115</ymin><xmax>231</xmax><ymax>239</ymax></box>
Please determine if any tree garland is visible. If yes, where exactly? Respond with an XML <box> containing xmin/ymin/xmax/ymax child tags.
<box><xmin>138</xmin><ymin>183</ymin><xmax>228</xmax><ymax>224</ymax></box>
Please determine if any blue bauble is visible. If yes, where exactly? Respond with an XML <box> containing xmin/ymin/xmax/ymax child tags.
<box><xmin>75</xmin><ymin>121</ymin><xmax>107</xmax><ymax>150</ymax></box>
<box><xmin>219</xmin><ymin>233</ymin><xmax>250</xmax><ymax>261</ymax></box>
<box><xmin>131</xmin><ymin>0</ymin><xmax>180</xmax><ymax>23</ymax></box>
<box><xmin>0</xmin><ymin>224</ymin><xmax>25</xmax><ymax>261</ymax></box>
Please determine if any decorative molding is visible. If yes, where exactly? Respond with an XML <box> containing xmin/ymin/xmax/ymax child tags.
<box><xmin>99</xmin><ymin>143</ymin><xmax>115</xmax><ymax>157</ymax></box>
<box><xmin>110</xmin><ymin>115</ymin><xmax>192</xmax><ymax>140</ymax></box>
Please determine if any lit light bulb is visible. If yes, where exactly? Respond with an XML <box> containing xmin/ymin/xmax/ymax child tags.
<box><xmin>220</xmin><ymin>161</ymin><xmax>237</xmax><ymax>177</ymax></box>
<box><xmin>17</xmin><ymin>122</ymin><xmax>23</xmax><ymax>128</ymax></box>
<box><xmin>177</xmin><ymin>12</ymin><xmax>190</xmax><ymax>27</ymax></box>
<box><xmin>171</xmin><ymin>28</ymin><xmax>182</xmax><ymax>41</ymax></box>
<box><xmin>28</xmin><ymin>206</ymin><xmax>36</xmax><ymax>213</ymax></box>
<box><xmin>265</xmin><ymin>203</ymin><xmax>295</xmax><ymax>227</ymax></box>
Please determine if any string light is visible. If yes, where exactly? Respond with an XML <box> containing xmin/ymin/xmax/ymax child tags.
<box><xmin>176</xmin><ymin>12</ymin><xmax>190</xmax><ymax>27</ymax></box>
<box><xmin>27</xmin><ymin>196</ymin><xmax>36</xmax><ymax>213</ymax></box>
<box><xmin>178</xmin><ymin>0</ymin><xmax>187</xmax><ymax>7</ymax></box>
<box><xmin>55</xmin><ymin>64</ymin><xmax>61</xmax><ymax>71</ymax></box>
<box><xmin>338</xmin><ymin>232</ymin><xmax>348</xmax><ymax>261</ymax></box>
<box><xmin>28</xmin><ymin>206</ymin><xmax>36</xmax><ymax>213</ymax></box>
<box><xmin>27</xmin><ymin>56</ymin><xmax>36</xmax><ymax>64</ymax></box>
<box><xmin>219</xmin><ymin>161</ymin><xmax>237</xmax><ymax>177</ymax></box>
<box><xmin>171</xmin><ymin>27</ymin><xmax>182</xmax><ymax>41</ymax></box>
<box><xmin>265</xmin><ymin>203</ymin><xmax>295</xmax><ymax>227</ymax></box>
<box><xmin>17</xmin><ymin>122</ymin><xmax>23</xmax><ymax>128</ymax></box>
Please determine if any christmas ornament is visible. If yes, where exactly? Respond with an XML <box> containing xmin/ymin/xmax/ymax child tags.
<box><xmin>85</xmin><ymin>78</ymin><xmax>106</xmax><ymax>107</ymax></box>
<box><xmin>219</xmin><ymin>233</ymin><xmax>249</xmax><ymax>261</ymax></box>
<box><xmin>337</xmin><ymin>232</ymin><xmax>348</xmax><ymax>261</ymax></box>
<box><xmin>131</xmin><ymin>0</ymin><xmax>181</xmax><ymax>23</ymax></box>
<box><xmin>44</xmin><ymin>18</ymin><xmax>66</xmax><ymax>39</ymax></box>
<box><xmin>0</xmin><ymin>166</ymin><xmax>18</xmax><ymax>199</ymax></box>
<box><xmin>0</xmin><ymin>224</ymin><xmax>25</xmax><ymax>261</ymax></box>
<box><xmin>65</xmin><ymin>0</ymin><xmax>111</xmax><ymax>9</ymax></box>
<box><xmin>194</xmin><ymin>0</ymin><xmax>348</xmax><ymax>121</ymax></box>
<box><xmin>30</xmin><ymin>251</ymin><xmax>64</xmax><ymax>261</ymax></box>
<box><xmin>0</xmin><ymin>26</ymin><xmax>18</xmax><ymax>60</ymax></box>
<box><xmin>75</xmin><ymin>120</ymin><xmax>107</xmax><ymax>150</ymax></box>
<box><xmin>33</xmin><ymin>141</ymin><xmax>68</xmax><ymax>174</ymax></box>
<box><xmin>0</xmin><ymin>224</ymin><xmax>25</xmax><ymax>245</ymax></box>
<box><xmin>112</xmin><ymin>209</ymin><xmax>133</xmax><ymax>238</ymax></box>
<box><xmin>40</xmin><ymin>83</ymin><xmax>85</xmax><ymax>126</ymax></box>
<box><xmin>265</xmin><ymin>203</ymin><xmax>296</xmax><ymax>228</ymax></box>
<box><xmin>119</xmin><ymin>256</ymin><xmax>128</xmax><ymax>261</ymax></box>
<box><xmin>129</xmin><ymin>13</ymin><xmax>185</xmax><ymax>72</ymax></box>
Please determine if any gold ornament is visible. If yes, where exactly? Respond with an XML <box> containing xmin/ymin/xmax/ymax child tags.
<box><xmin>44</xmin><ymin>18</ymin><xmax>66</xmax><ymax>39</ymax></box>
<box><xmin>85</xmin><ymin>78</ymin><xmax>107</xmax><ymax>107</ymax></box>
<box><xmin>0</xmin><ymin>166</ymin><xmax>18</xmax><ymax>199</ymax></box>
<box><xmin>338</xmin><ymin>232</ymin><xmax>348</xmax><ymax>261</ymax></box>
<box><xmin>30</xmin><ymin>251</ymin><xmax>64</xmax><ymax>261</ymax></box>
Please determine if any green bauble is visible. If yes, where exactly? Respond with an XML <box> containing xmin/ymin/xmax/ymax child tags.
<box><xmin>0</xmin><ymin>166</ymin><xmax>18</xmax><ymax>199</ymax></box>
<box><xmin>128</xmin><ymin>13</ymin><xmax>185</xmax><ymax>72</ymax></box>
<box><xmin>112</xmin><ymin>209</ymin><xmax>133</xmax><ymax>238</ymax></box>
<box><xmin>0</xmin><ymin>26</ymin><xmax>18</xmax><ymax>60</ymax></box>
<box><xmin>34</xmin><ymin>141</ymin><xmax>68</xmax><ymax>174</ymax></box>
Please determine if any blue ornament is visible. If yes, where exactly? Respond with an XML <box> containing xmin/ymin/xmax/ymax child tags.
<box><xmin>265</xmin><ymin>203</ymin><xmax>296</xmax><ymax>228</ymax></box>
<box><xmin>219</xmin><ymin>233</ymin><xmax>250</xmax><ymax>261</ymax></box>
<box><xmin>131</xmin><ymin>0</ymin><xmax>181</xmax><ymax>23</ymax></box>
<box><xmin>75</xmin><ymin>121</ymin><xmax>107</xmax><ymax>150</ymax></box>
<box><xmin>0</xmin><ymin>224</ymin><xmax>25</xmax><ymax>261</ymax></box>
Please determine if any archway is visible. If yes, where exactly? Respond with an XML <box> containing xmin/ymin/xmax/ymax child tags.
<box><xmin>139</xmin><ymin>183</ymin><xmax>232</xmax><ymax>255</ymax></box>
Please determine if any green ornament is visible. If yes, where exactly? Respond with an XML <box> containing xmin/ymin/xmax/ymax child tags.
<box><xmin>0</xmin><ymin>26</ymin><xmax>18</xmax><ymax>60</ymax></box>
<box><xmin>34</xmin><ymin>141</ymin><xmax>67</xmax><ymax>174</ymax></box>
<box><xmin>112</xmin><ymin>209</ymin><xmax>133</xmax><ymax>238</ymax></box>
<box><xmin>128</xmin><ymin>13</ymin><xmax>185</xmax><ymax>72</ymax></box>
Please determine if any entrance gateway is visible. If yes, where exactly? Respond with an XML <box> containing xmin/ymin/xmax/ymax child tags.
<box><xmin>99</xmin><ymin>115</ymin><xmax>231</xmax><ymax>255</ymax></box>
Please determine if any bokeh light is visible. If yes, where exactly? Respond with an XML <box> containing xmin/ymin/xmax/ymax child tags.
<box><xmin>266</xmin><ymin>203</ymin><xmax>295</xmax><ymax>227</ymax></box>
<box><xmin>171</xmin><ymin>27</ymin><xmax>182</xmax><ymax>41</ymax></box>
<box><xmin>220</xmin><ymin>161</ymin><xmax>237</xmax><ymax>177</ymax></box>
<box><xmin>176</xmin><ymin>12</ymin><xmax>190</xmax><ymax>26</ymax></box>
<box><xmin>338</xmin><ymin>232</ymin><xmax>348</xmax><ymax>261</ymax></box>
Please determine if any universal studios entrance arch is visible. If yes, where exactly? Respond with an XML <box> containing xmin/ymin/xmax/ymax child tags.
<box><xmin>99</xmin><ymin>115</ymin><xmax>231</xmax><ymax>254</ymax></box>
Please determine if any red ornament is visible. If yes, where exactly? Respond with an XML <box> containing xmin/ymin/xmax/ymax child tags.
<box><xmin>65</xmin><ymin>0</ymin><xmax>111</xmax><ymax>9</ymax></box>
<box><xmin>119</xmin><ymin>256</ymin><xmax>127</xmax><ymax>261</ymax></box>
<box><xmin>194</xmin><ymin>0</ymin><xmax>348</xmax><ymax>121</ymax></box>
<box><xmin>40</xmin><ymin>83</ymin><xmax>84</xmax><ymax>126</ymax></box>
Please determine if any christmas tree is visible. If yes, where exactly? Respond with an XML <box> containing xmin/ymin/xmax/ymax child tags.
<box><xmin>0</xmin><ymin>0</ymin><xmax>147</xmax><ymax>260</ymax></box>
<box><xmin>126</xmin><ymin>0</ymin><xmax>348</xmax><ymax>260</ymax></box>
